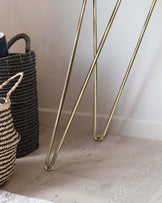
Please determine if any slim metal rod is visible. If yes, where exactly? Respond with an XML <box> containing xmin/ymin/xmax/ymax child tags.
<box><xmin>93</xmin><ymin>0</ymin><xmax>97</xmax><ymax>138</ymax></box>
<box><xmin>46</xmin><ymin>0</ymin><xmax>122</xmax><ymax>170</ymax></box>
<box><xmin>45</xmin><ymin>0</ymin><xmax>87</xmax><ymax>170</ymax></box>
<box><xmin>96</xmin><ymin>0</ymin><xmax>158</xmax><ymax>141</ymax></box>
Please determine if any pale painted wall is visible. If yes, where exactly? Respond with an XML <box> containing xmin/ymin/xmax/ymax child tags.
<box><xmin>1</xmin><ymin>0</ymin><xmax>162</xmax><ymax>139</ymax></box>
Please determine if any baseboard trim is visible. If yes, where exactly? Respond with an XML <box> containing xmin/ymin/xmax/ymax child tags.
<box><xmin>39</xmin><ymin>107</ymin><xmax>162</xmax><ymax>141</ymax></box>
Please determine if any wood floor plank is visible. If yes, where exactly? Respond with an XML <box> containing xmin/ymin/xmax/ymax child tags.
<box><xmin>2</xmin><ymin>126</ymin><xmax>162</xmax><ymax>203</ymax></box>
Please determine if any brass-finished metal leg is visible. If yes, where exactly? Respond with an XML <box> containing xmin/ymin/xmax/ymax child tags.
<box><xmin>93</xmin><ymin>0</ymin><xmax>97</xmax><ymax>139</ymax></box>
<box><xmin>45</xmin><ymin>0</ymin><xmax>87</xmax><ymax>171</ymax></box>
<box><xmin>95</xmin><ymin>0</ymin><xmax>158</xmax><ymax>141</ymax></box>
<box><xmin>45</xmin><ymin>0</ymin><xmax>122</xmax><ymax>170</ymax></box>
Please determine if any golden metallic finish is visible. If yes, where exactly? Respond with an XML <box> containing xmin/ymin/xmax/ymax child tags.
<box><xmin>95</xmin><ymin>0</ymin><xmax>158</xmax><ymax>141</ymax></box>
<box><xmin>45</xmin><ymin>0</ymin><xmax>157</xmax><ymax>170</ymax></box>
<box><xmin>45</xmin><ymin>0</ymin><xmax>87</xmax><ymax>170</ymax></box>
<box><xmin>45</xmin><ymin>0</ymin><xmax>122</xmax><ymax>170</ymax></box>
<box><xmin>93</xmin><ymin>0</ymin><xmax>97</xmax><ymax>139</ymax></box>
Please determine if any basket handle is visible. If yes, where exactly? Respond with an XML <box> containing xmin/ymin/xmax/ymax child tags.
<box><xmin>0</xmin><ymin>72</ymin><xmax>23</xmax><ymax>100</ymax></box>
<box><xmin>8</xmin><ymin>33</ymin><xmax>31</xmax><ymax>53</ymax></box>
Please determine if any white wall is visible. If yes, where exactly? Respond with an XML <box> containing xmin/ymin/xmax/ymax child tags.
<box><xmin>1</xmin><ymin>0</ymin><xmax>162</xmax><ymax>139</ymax></box>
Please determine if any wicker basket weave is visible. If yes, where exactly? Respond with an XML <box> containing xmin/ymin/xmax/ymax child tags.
<box><xmin>0</xmin><ymin>33</ymin><xmax>39</xmax><ymax>158</ymax></box>
<box><xmin>0</xmin><ymin>73</ymin><xmax>23</xmax><ymax>185</ymax></box>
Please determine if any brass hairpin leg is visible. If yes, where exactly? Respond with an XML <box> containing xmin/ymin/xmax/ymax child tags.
<box><xmin>45</xmin><ymin>0</ymin><xmax>122</xmax><ymax>170</ymax></box>
<box><xmin>95</xmin><ymin>0</ymin><xmax>158</xmax><ymax>141</ymax></box>
<box><xmin>45</xmin><ymin>0</ymin><xmax>88</xmax><ymax>170</ymax></box>
<box><xmin>93</xmin><ymin>0</ymin><xmax>97</xmax><ymax>139</ymax></box>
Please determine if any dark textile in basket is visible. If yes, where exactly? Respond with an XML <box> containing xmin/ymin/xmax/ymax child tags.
<box><xmin>0</xmin><ymin>33</ymin><xmax>39</xmax><ymax>158</ymax></box>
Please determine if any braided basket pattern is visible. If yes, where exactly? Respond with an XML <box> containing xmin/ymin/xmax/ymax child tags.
<box><xmin>0</xmin><ymin>33</ymin><xmax>39</xmax><ymax>157</ymax></box>
<box><xmin>0</xmin><ymin>73</ymin><xmax>23</xmax><ymax>185</ymax></box>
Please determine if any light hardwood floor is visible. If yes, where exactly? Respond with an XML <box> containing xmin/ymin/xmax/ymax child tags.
<box><xmin>2</xmin><ymin>125</ymin><xmax>162</xmax><ymax>203</ymax></box>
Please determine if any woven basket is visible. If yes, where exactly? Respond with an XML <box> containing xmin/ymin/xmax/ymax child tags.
<box><xmin>0</xmin><ymin>73</ymin><xmax>23</xmax><ymax>185</ymax></box>
<box><xmin>0</xmin><ymin>33</ymin><xmax>39</xmax><ymax>158</ymax></box>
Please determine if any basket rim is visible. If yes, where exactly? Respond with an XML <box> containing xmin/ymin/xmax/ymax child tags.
<box><xmin>0</xmin><ymin>51</ymin><xmax>35</xmax><ymax>60</ymax></box>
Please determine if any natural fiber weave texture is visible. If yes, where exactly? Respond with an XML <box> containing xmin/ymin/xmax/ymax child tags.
<box><xmin>0</xmin><ymin>73</ymin><xmax>23</xmax><ymax>185</ymax></box>
<box><xmin>0</xmin><ymin>33</ymin><xmax>39</xmax><ymax>158</ymax></box>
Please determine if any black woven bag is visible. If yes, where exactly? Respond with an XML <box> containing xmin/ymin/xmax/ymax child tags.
<box><xmin>0</xmin><ymin>33</ymin><xmax>39</xmax><ymax>158</ymax></box>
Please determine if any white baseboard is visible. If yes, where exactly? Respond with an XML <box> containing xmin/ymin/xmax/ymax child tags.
<box><xmin>39</xmin><ymin>107</ymin><xmax>162</xmax><ymax>141</ymax></box>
